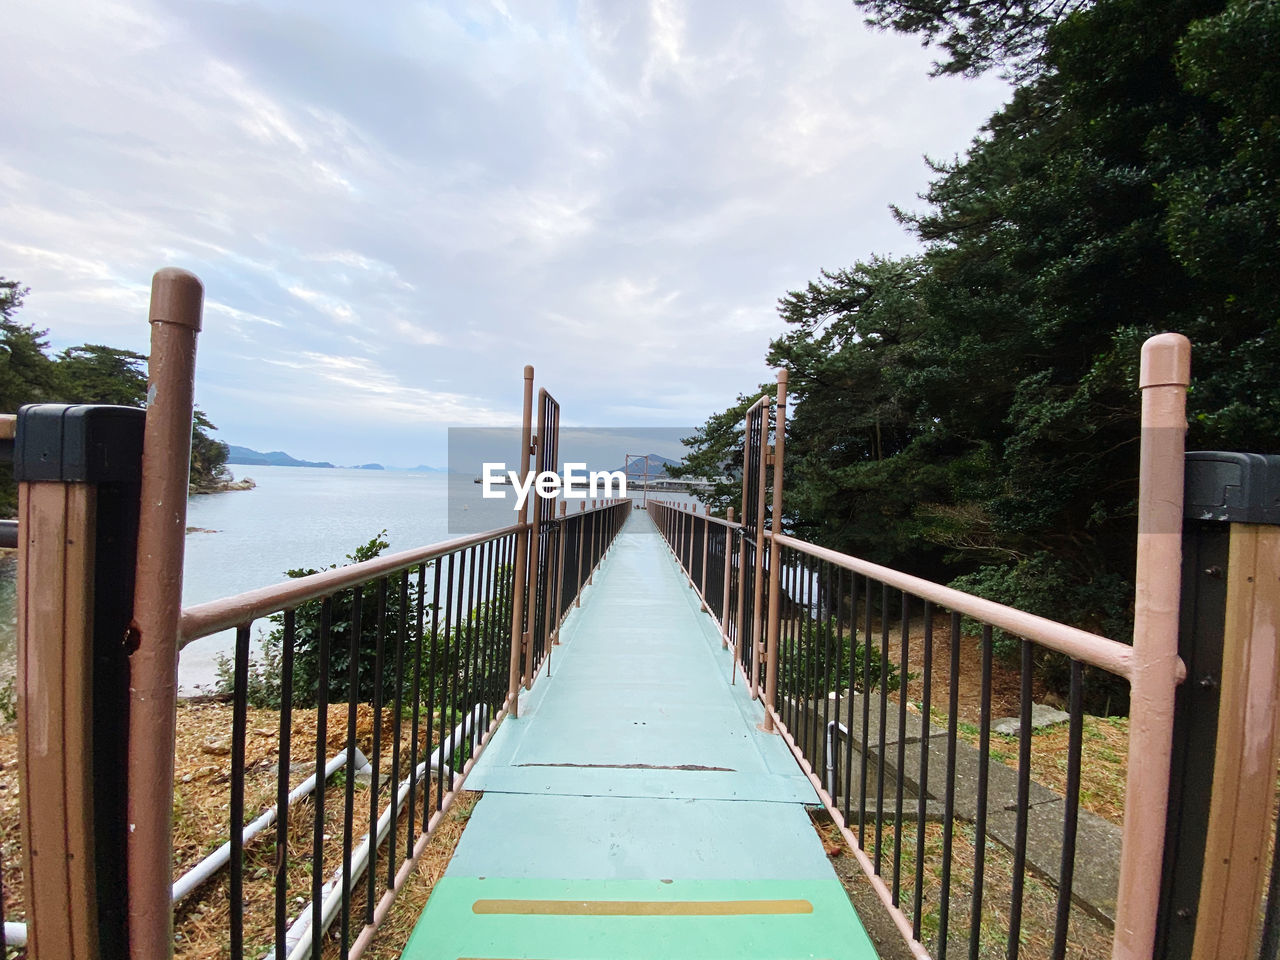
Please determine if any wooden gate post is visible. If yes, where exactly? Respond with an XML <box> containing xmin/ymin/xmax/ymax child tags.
<box><xmin>1170</xmin><ymin>453</ymin><xmax>1280</xmax><ymax>960</ymax></box>
<box><xmin>16</xmin><ymin>402</ymin><xmax>145</xmax><ymax>960</ymax></box>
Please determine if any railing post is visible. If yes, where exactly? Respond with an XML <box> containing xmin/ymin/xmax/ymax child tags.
<box><xmin>722</xmin><ymin>506</ymin><xmax>734</xmax><ymax>649</ymax></box>
<box><xmin>16</xmin><ymin>404</ymin><xmax>145</xmax><ymax>960</ymax></box>
<box><xmin>762</xmin><ymin>369</ymin><xmax>787</xmax><ymax>732</ymax></box>
<box><xmin>1167</xmin><ymin>454</ymin><xmax>1280</xmax><ymax>960</ymax></box>
<box><xmin>734</xmin><ymin>511</ymin><xmax>747</xmax><ymax>682</ymax></box>
<box><xmin>749</xmin><ymin>401</ymin><xmax>770</xmax><ymax>700</ymax></box>
<box><xmin>1114</xmin><ymin>332</ymin><xmax>1190</xmax><ymax>960</ymax></box>
<box><xmin>129</xmin><ymin>267</ymin><xmax>204</xmax><ymax>960</ymax></box>
<box><xmin>699</xmin><ymin>511</ymin><xmax>709</xmax><ymax>610</ymax></box>
<box><xmin>507</xmin><ymin>365</ymin><xmax>534</xmax><ymax>716</ymax></box>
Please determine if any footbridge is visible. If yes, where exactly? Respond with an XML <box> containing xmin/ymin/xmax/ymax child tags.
<box><xmin>8</xmin><ymin>269</ymin><xmax>1280</xmax><ymax>960</ymax></box>
<box><xmin>401</xmin><ymin>507</ymin><xmax>874</xmax><ymax>958</ymax></box>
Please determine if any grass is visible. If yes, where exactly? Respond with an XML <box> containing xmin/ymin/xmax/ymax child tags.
<box><xmin>814</xmin><ymin>813</ymin><xmax>1115</xmax><ymax>960</ymax></box>
<box><xmin>940</xmin><ymin>709</ymin><xmax>1130</xmax><ymax>826</ymax></box>
<box><xmin>0</xmin><ymin>700</ymin><xmax>481</xmax><ymax>959</ymax></box>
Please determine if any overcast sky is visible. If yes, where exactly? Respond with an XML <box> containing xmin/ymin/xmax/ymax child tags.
<box><xmin>3</xmin><ymin>0</ymin><xmax>1009</xmax><ymax>467</ymax></box>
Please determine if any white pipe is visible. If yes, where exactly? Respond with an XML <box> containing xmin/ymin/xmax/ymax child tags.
<box><xmin>826</xmin><ymin>720</ymin><xmax>848</xmax><ymax>799</ymax></box>
<box><xmin>274</xmin><ymin>704</ymin><xmax>487</xmax><ymax>960</ymax></box>
<box><xmin>171</xmin><ymin>747</ymin><xmax>369</xmax><ymax>904</ymax></box>
<box><xmin>0</xmin><ymin>748</ymin><xmax>375</xmax><ymax>949</ymax></box>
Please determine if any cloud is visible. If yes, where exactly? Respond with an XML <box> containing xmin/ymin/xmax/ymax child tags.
<box><xmin>0</xmin><ymin>0</ymin><xmax>1011</xmax><ymax>463</ymax></box>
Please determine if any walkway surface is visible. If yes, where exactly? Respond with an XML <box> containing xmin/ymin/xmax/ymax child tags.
<box><xmin>401</xmin><ymin>510</ymin><xmax>879</xmax><ymax>959</ymax></box>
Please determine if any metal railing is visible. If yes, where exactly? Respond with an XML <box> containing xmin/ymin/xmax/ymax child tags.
<box><xmin>179</xmin><ymin>524</ymin><xmax>521</xmax><ymax>959</ymax></box>
<box><xmin>11</xmin><ymin>271</ymin><xmax>1279</xmax><ymax>960</ymax></box>
<box><xmin>172</xmin><ymin>495</ymin><xmax>629</xmax><ymax>959</ymax></box>
<box><xmin>7</xmin><ymin>269</ymin><xmax>633</xmax><ymax>960</ymax></box>
<box><xmin>649</xmin><ymin>337</ymin><xmax>1192</xmax><ymax>960</ymax></box>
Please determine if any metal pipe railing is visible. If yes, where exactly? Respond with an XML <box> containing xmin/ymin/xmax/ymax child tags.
<box><xmin>649</xmin><ymin>334</ymin><xmax>1191</xmax><ymax>960</ymax></box>
<box><xmin>179</xmin><ymin>522</ymin><xmax>528</xmax><ymax>645</ymax></box>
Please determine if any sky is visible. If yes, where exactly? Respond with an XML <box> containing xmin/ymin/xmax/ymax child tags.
<box><xmin>2</xmin><ymin>0</ymin><xmax>1010</xmax><ymax>468</ymax></box>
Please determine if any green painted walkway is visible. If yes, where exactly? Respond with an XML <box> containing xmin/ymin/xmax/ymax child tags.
<box><xmin>401</xmin><ymin>510</ymin><xmax>878</xmax><ymax>959</ymax></box>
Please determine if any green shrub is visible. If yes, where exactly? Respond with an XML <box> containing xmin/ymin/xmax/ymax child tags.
<box><xmin>214</xmin><ymin>531</ymin><xmax>514</xmax><ymax>711</ymax></box>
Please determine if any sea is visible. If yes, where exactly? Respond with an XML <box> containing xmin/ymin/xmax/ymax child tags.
<box><xmin>0</xmin><ymin>466</ymin><xmax>698</xmax><ymax>694</ymax></box>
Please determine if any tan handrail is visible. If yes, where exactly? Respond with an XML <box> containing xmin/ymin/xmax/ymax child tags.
<box><xmin>765</xmin><ymin>531</ymin><xmax>1145</xmax><ymax>681</ymax></box>
<box><xmin>179</xmin><ymin>521</ymin><xmax>528</xmax><ymax>645</ymax></box>
<box><xmin>648</xmin><ymin>499</ymin><xmax>742</xmax><ymax>531</ymax></box>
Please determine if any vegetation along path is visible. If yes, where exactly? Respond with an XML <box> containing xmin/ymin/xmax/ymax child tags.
<box><xmin>401</xmin><ymin>509</ymin><xmax>878</xmax><ymax>958</ymax></box>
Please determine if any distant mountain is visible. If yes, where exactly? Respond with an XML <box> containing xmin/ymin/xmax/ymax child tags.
<box><xmin>387</xmin><ymin>464</ymin><xmax>448</xmax><ymax>473</ymax></box>
<box><xmin>226</xmin><ymin>445</ymin><xmax>335</xmax><ymax>469</ymax></box>
<box><xmin>615</xmin><ymin>454</ymin><xmax>680</xmax><ymax>479</ymax></box>
<box><xmin>354</xmin><ymin>463</ymin><xmax>385</xmax><ymax>470</ymax></box>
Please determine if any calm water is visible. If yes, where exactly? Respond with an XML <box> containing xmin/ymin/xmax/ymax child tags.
<box><xmin>0</xmin><ymin>467</ymin><xmax>696</xmax><ymax>693</ymax></box>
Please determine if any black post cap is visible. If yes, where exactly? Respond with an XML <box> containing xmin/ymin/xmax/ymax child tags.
<box><xmin>1184</xmin><ymin>451</ymin><xmax>1280</xmax><ymax>525</ymax></box>
<box><xmin>14</xmin><ymin>404</ymin><xmax>146</xmax><ymax>484</ymax></box>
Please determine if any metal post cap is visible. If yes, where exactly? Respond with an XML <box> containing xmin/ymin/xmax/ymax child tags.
<box><xmin>148</xmin><ymin>267</ymin><xmax>204</xmax><ymax>330</ymax></box>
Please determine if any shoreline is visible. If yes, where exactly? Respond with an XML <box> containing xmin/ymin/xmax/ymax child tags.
<box><xmin>189</xmin><ymin>475</ymin><xmax>256</xmax><ymax>495</ymax></box>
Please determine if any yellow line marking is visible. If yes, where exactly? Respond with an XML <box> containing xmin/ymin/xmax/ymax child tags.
<box><xmin>470</xmin><ymin>898</ymin><xmax>814</xmax><ymax>916</ymax></box>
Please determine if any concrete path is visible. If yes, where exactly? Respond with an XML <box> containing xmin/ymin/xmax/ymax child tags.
<box><xmin>400</xmin><ymin>510</ymin><xmax>879</xmax><ymax>959</ymax></box>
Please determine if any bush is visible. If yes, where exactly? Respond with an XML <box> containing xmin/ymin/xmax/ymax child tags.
<box><xmin>949</xmin><ymin>552</ymin><xmax>1131</xmax><ymax>713</ymax></box>
<box><xmin>779</xmin><ymin>615</ymin><xmax>902</xmax><ymax>703</ymax></box>
<box><xmin>215</xmin><ymin>532</ymin><xmax>514</xmax><ymax>711</ymax></box>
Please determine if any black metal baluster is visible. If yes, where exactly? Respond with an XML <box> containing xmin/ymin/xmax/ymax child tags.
<box><xmin>437</xmin><ymin>553</ymin><xmax>456</xmax><ymax>808</ymax></box>
<box><xmin>460</xmin><ymin>545</ymin><xmax>479</xmax><ymax>771</ymax></box>
<box><xmin>425</xmin><ymin>561</ymin><xmax>443</xmax><ymax>828</ymax></box>
<box><xmin>408</xmin><ymin>564</ymin><xmax>426</xmax><ymax>856</ymax></box>
<box><xmin>859</xmin><ymin>581</ymin><xmax>873</xmax><ymax>847</ymax></box>
<box><xmin>474</xmin><ymin>539</ymin><xmax>493</xmax><ymax>723</ymax></box>
<box><xmin>367</xmin><ymin>579</ymin><xmax>387</xmax><ymax>924</ymax></box>
<box><xmin>275</xmin><ymin>610</ymin><xmax>296</xmax><ymax>960</ymax></box>
<box><xmin>824</xmin><ymin>560</ymin><xmax>834</xmax><ymax>778</ymax></box>
<box><xmin>939</xmin><ymin>609</ymin><xmax>961</xmax><ymax>960</ymax></box>
<box><xmin>1051</xmin><ymin>660</ymin><xmax>1084</xmax><ymax>960</ymax></box>
<box><xmin>913</xmin><ymin>601</ymin><xmax>933</xmax><ymax>942</ymax></box>
<box><xmin>389</xmin><ymin>570</ymin><xmax>408</xmax><ymax>890</ymax></box>
<box><xmin>311</xmin><ymin>597</ymin><xmax>332</xmax><ymax>960</ymax></box>
<box><xmin>229</xmin><ymin>624</ymin><xmax>251</xmax><ymax>960</ymax></box>
<box><xmin>804</xmin><ymin>553</ymin><xmax>818</xmax><ymax>777</ymax></box>
<box><xmin>893</xmin><ymin>592</ymin><xmax>909</xmax><ymax>905</ymax></box>
<box><xmin>844</xmin><ymin>571</ymin><xmax>858</xmax><ymax>829</ymax></box>
<box><xmin>875</xmin><ymin>582</ymin><xmax>889</xmax><ymax>875</ymax></box>
<box><xmin>969</xmin><ymin>624</ymin><xmax>993</xmax><ymax>960</ymax></box>
<box><xmin>494</xmin><ymin>535</ymin><xmax>513</xmax><ymax>710</ymax></box>
<box><xmin>340</xmin><ymin>586</ymin><xmax>362</xmax><ymax>958</ymax></box>
<box><xmin>1007</xmin><ymin>637</ymin><xmax>1034</xmax><ymax>959</ymax></box>
<box><xmin>821</xmin><ymin>559</ymin><xmax>834</xmax><ymax>792</ymax></box>
<box><xmin>786</xmin><ymin>550</ymin><xmax>798</xmax><ymax>734</ymax></box>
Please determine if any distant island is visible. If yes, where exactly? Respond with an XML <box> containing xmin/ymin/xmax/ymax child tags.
<box><xmin>226</xmin><ymin>445</ymin><xmax>336</xmax><ymax>468</ymax></box>
<box><xmin>226</xmin><ymin>445</ymin><xmax>448</xmax><ymax>472</ymax></box>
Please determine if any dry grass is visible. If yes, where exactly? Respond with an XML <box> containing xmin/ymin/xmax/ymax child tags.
<box><xmin>893</xmin><ymin>614</ymin><xmax>1131</xmax><ymax>825</ymax></box>
<box><xmin>814</xmin><ymin>813</ymin><xmax>1115</xmax><ymax>960</ymax></box>
<box><xmin>0</xmin><ymin>701</ymin><xmax>479</xmax><ymax>960</ymax></box>
<box><xmin>980</xmin><ymin>716</ymin><xmax>1129</xmax><ymax>826</ymax></box>
<box><xmin>359</xmin><ymin>792</ymin><xmax>477</xmax><ymax>960</ymax></box>
<box><xmin>788</xmin><ymin>609</ymin><xmax>1133</xmax><ymax>826</ymax></box>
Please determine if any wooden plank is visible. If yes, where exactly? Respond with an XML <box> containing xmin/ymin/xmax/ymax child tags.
<box><xmin>17</xmin><ymin>481</ymin><xmax>99</xmax><ymax>959</ymax></box>
<box><xmin>1192</xmin><ymin>524</ymin><xmax>1280</xmax><ymax>960</ymax></box>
